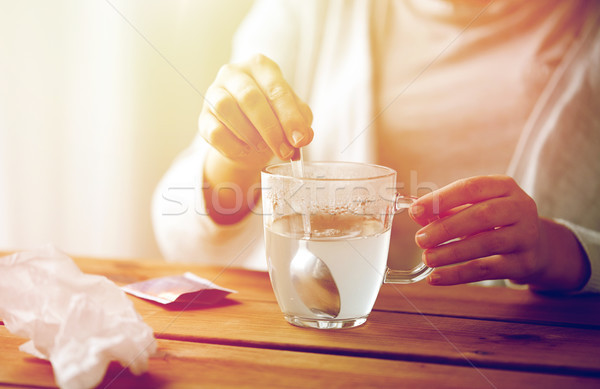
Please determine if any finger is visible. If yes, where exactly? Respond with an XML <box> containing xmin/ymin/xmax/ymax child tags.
<box><xmin>203</xmin><ymin>85</ymin><xmax>266</xmax><ymax>152</ymax></box>
<box><xmin>415</xmin><ymin>196</ymin><xmax>520</xmax><ymax>249</ymax></box>
<box><xmin>411</xmin><ymin>175</ymin><xmax>517</xmax><ymax>225</ymax></box>
<box><xmin>423</xmin><ymin>225</ymin><xmax>522</xmax><ymax>268</ymax></box>
<box><xmin>427</xmin><ymin>255</ymin><xmax>507</xmax><ymax>286</ymax></box>
<box><xmin>219</xmin><ymin>68</ymin><xmax>294</xmax><ymax>160</ymax></box>
<box><xmin>410</xmin><ymin>203</ymin><xmax>470</xmax><ymax>227</ymax></box>
<box><xmin>247</xmin><ymin>55</ymin><xmax>313</xmax><ymax>148</ymax></box>
<box><xmin>199</xmin><ymin>112</ymin><xmax>251</xmax><ymax>159</ymax></box>
<box><xmin>293</xmin><ymin>93</ymin><xmax>314</xmax><ymax>144</ymax></box>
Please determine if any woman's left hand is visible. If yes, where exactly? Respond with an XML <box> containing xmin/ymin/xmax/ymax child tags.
<box><xmin>409</xmin><ymin>175</ymin><xmax>545</xmax><ymax>286</ymax></box>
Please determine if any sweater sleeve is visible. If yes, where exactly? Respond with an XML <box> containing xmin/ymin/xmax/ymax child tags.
<box><xmin>509</xmin><ymin>11</ymin><xmax>600</xmax><ymax>293</ymax></box>
<box><xmin>151</xmin><ymin>135</ymin><xmax>267</xmax><ymax>270</ymax></box>
<box><xmin>151</xmin><ymin>0</ymin><xmax>307</xmax><ymax>270</ymax></box>
<box><xmin>555</xmin><ymin>219</ymin><xmax>600</xmax><ymax>293</ymax></box>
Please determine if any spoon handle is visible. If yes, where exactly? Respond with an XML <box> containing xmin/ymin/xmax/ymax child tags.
<box><xmin>290</xmin><ymin>148</ymin><xmax>311</xmax><ymax>237</ymax></box>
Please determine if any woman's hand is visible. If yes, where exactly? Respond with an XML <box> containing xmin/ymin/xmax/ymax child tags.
<box><xmin>200</xmin><ymin>53</ymin><xmax>313</xmax><ymax>170</ymax></box>
<box><xmin>409</xmin><ymin>175</ymin><xmax>590</xmax><ymax>292</ymax></box>
<box><xmin>199</xmin><ymin>54</ymin><xmax>313</xmax><ymax>225</ymax></box>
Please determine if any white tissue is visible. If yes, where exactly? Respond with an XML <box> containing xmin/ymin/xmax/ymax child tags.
<box><xmin>0</xmin><ymin>246</ymin><xmax>156</xmax><ymax>389</ymax></box>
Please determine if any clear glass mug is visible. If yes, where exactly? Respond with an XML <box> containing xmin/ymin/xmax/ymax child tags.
<box><xmin>261</xmin><ymin>161</ymin><xmax>433</xmax><ymax>329</ymax></box>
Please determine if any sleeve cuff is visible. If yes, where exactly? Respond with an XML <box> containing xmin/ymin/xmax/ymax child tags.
<box><xmin>554</xmin><ymin>218</ymin><xmax>600</xmax><ymax>294</ymax></box>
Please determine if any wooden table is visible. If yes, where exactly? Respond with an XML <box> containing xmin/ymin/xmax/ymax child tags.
<box><xmin>2</xmin><ymin>257</ymin><xmax>600</xmax><ymax>388</ymax></box>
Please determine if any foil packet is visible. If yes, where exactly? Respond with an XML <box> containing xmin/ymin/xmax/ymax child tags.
<box><xmin>122</xmin><ymin>272</ymin><xmax>237</xmax><ymax>305</ymax></box>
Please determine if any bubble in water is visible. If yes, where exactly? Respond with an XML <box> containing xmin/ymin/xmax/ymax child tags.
<box><xmin>270</xmin><ymin>213</ymin><xmax>386</xmax><ymax>240</ymax></box>
<box><xmin>312</xmin><ymin>228</ymin><xmax>362</xmax><ymax>239</ymax></box>
<box><xmin>361</xmin><ymin>219</ymin><xmax>385</xmax><ymax>237</ymax></box>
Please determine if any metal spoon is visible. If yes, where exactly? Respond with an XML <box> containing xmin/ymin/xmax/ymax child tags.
<box><xmin>290</xmin><ymin>240</ymin><xmax>341</xmax><ymax>318</ymax></box>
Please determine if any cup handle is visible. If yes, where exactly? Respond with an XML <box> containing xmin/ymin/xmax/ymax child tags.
<box><xmin>383</xmin><ymin>194</ymin><xmax>433</xmax><ymax>284</ymax></box>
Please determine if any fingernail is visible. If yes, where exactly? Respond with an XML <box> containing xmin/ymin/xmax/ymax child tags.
<box><xmin>416</xmin><ymin>231</ymin><xmax>429</xmax><ymax>247</ymax></box>
<box><xmin>410</xmin><ymin>204</ymin><xmax>424</xmax><ymax>217</ymax></box>
<box><xmin>279</xmin><ymin>143</ymin><xmax>294</xmax><ymax>159</ymax></box>
<box><xmin>423</xmin><ymin>250</ymin><xmax>437</xmax><ymax>267</ymax></box>
<box><xmin>256</xmin><ymin>140</ymin><xmax>268</xmax><ymax>152</ymax></box>
<box><xmin>291</xmin><ymin>130</ymin><xmax>304</xmax><ymax>146</ymax></box>
<box><xmin>429</xmin><ymin>273</ymin><xmax>441</xmax><ymax>285</ymax></box>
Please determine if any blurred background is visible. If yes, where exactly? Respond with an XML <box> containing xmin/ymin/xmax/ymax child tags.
<box><xmin>0</xmin><ymin>0</ymin><xmax>253</xmax><ymax>259</ymax></box>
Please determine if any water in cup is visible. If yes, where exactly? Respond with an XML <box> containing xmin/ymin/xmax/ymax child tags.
<box><xmin>265</xmin><ymin>213</ymin><xmax>391</xmax><ymax>328</ymax></box>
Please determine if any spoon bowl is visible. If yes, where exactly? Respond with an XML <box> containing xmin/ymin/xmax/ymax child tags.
<box><xmin>290</xmin><ymin>240</ymin><xmax>341</xmax><ymax>318</ymax></box>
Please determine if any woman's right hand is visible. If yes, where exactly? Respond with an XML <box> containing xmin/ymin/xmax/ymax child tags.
<box><xmin>199</xmin><ymin>54</ymin><xmax>314</xmax><ymax>170</ymax></box>
<box><xmin>199</xmin><ymin>54</ymin><xmax>313</xmax><ymax>225</ymax></box>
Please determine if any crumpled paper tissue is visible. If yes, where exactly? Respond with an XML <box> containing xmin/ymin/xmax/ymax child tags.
<box><xmin>0</xmin><ymin>246</ymin><xmax>156</xmax><ymax>389</ymax></box>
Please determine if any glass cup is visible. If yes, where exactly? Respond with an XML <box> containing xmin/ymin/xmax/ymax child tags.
<box><xmin>261</xmin><ymin>161</ymin><xmax>433</xmax><ymax>329</ymax></box>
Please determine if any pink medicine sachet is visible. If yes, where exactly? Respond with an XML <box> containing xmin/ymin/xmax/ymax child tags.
<box><xmin>122</xmin><ymin>272</ymin><xmax>237</xmax><ymax>305</ymax></box>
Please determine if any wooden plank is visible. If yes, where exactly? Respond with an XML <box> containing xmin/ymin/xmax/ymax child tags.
<box><xmin>3</xmin><ymin>256</ymin><xmax>599</xmax><ymax>376</ymax></box>
<box><xmin>375</xmin><ymin>283</ymin><xmax>600</xmax><ymax>328</ymax></box>
<box><xmin>7</xmin><ymin>254</ymin><xmax>597</xmax><ymax>328</ymax></box>
<box><xmin>2</xmin><ymin>327</ymin><xmax>599</xmax><ymax>389</ymax></box>
<box><xmin>72</xmin><ymin>257</ymin><xmax>600</xmax><ymax>328</ymax></box>
<box><xmin>68</xmin><ymin>257</ymin><xmax>600</xmax><ymax>374</ymax></box>
<box><xmin>73</xmin><ymin>256</ymin><xmax>275</xmax><ymax>302</ymax></box>
<box><xmin>113</xmin><ymin>293</ymin><xmax>600</xmax><ymax>376</ymax></box>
